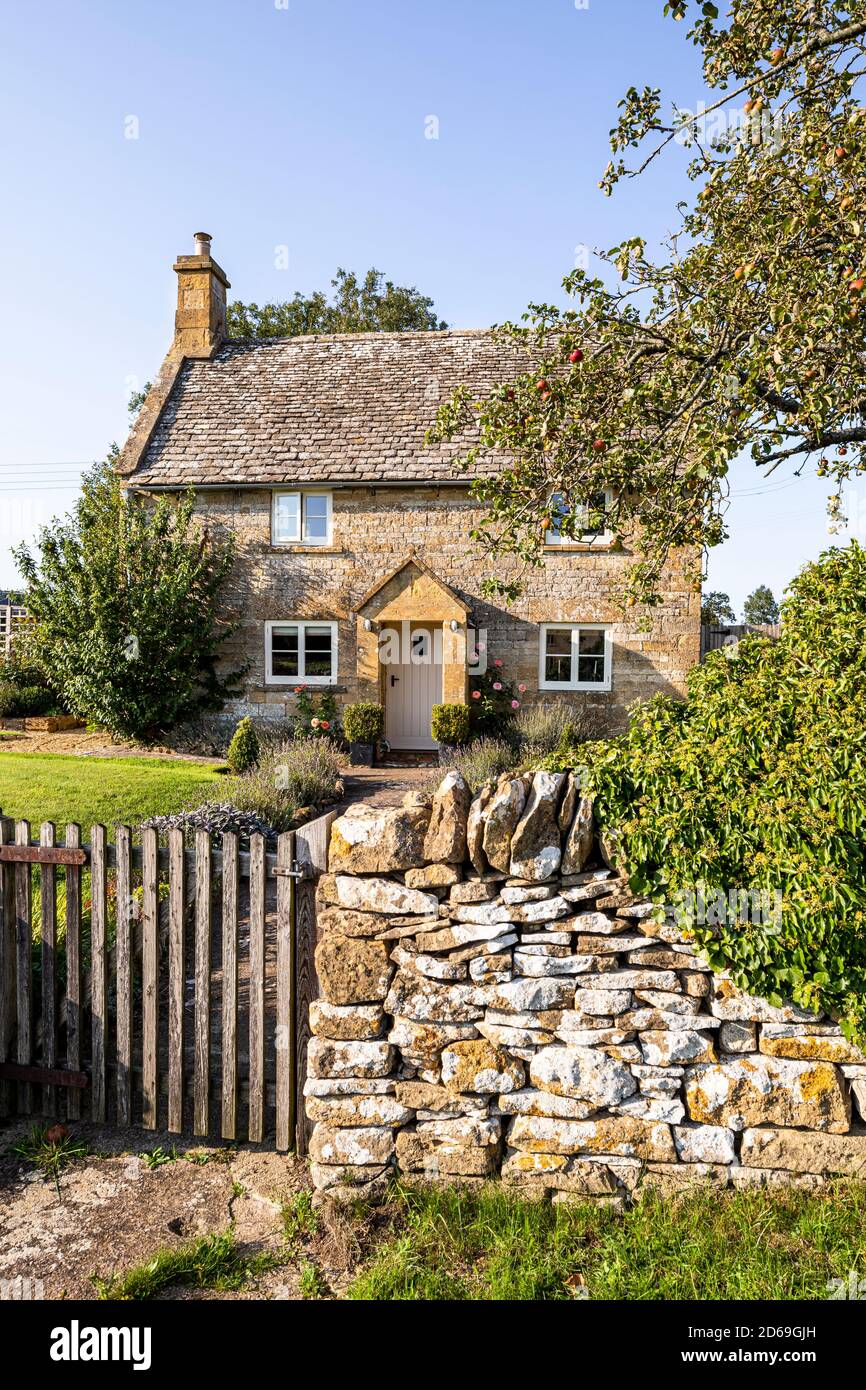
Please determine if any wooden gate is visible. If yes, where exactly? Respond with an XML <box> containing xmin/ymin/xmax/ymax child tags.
<box><xmin>0</xmin><ymin>808</ymin><xmax>335</xmax><ymax>1151</ymax></box>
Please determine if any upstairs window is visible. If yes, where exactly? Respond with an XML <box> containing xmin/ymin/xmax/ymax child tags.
<box><xmin>265</xmin><ymin>621</ymin><xmax>337</xmax><ymax>684</ymax></box>
<box><xmin>539</xmin><ymin>624</ymin><xmax>612</xmax><ymax>692</ymax></box>
<box><xmin>545</xmin><ymin>489</ymin><xmax>612</xmax><ymax>547</ymax></box>
<box><xmin>272</xmin><ymin>491</ymin><xmax>332</xmax><ymax>546</ymax></box>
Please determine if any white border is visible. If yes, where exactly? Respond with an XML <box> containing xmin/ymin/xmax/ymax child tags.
<box><xmin>538</xmin><ymin>623</ymin><xmax>612</xmax><ymax>692</ymax></box>
<box><xmin>271</xmin><ymin>490</ymin><xmax>333</xmax><ymax>546</ymax></box>
<box><xmin>544</xmin><ymin>488</ymin><xmax>613</xmax><ymax>548</ymax></box>
<box><xmin>265</xmin><ymin>620</ymin><xmax>338</xmax><ymax>685</ymax></box>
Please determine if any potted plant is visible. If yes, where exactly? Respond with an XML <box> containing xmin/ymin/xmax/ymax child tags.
<box><xmin>343</xmin><ymin>701</ymin><xmax>384</xmax><ymax>766</ymax></box>
<box><xmin>431</xmin><ymin>703</ymin><xmax>470</xmax><ymax>764</ymax></box>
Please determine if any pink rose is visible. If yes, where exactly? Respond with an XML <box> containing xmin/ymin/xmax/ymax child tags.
<box><xmin>518</xmin><ymin>683</ymin><xmax>527</xmax><ymax>693</ymax></box>
<box><xmin>471</xmin><ymin>690</ymin><xmax>481</xmax><ymax>699</ymax></box>
<box><xmin>493</xmin><ymin>681</ymin><xmax>502</xmax><ymax>691</ymax></box>
<box><xmin>511</xmin><ymin>700</ymin><xmax>520</xmax><ymax>710</ymax></box>
<box><xmin>310</xmin><ymin>717</ymin><xmax>320</xmax><ymax>727</ymax></box>
<box><xmin>494</xmin><ymin>659</ymin><xmax>503</xmax><ymax>667</ymax></box>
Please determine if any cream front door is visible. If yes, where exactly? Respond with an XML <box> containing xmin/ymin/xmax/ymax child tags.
<box><xmin>383</xmin><ymin>625</ymin><xmax>442</xmax><ymax>750</ymax></box>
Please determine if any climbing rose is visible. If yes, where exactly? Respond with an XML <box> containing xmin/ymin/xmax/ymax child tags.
<box><xmin>310</xmin><ymin>717</ymin><xmax>320</xmax><ymax>727</ymax></box>
<box><xmin>511</xmin><ymin>700</ymin><xmax>520</xmax><ymax>710</ymax></box>
<box><xmin>320</xmin><ymin>720</ymin><xmax>330</xmax><ymax>731</ymax></box>
<box><xmin>493</xmin><ymin>681</ymin><xmax>502</xmax><ymax>691</ymax></box>
<box><xmin>494</xmin><ymin>658</ymin><xmax>503</xmax><ymax>667</ymax></box>
<box><xmin>518</xmin><ymin>683</ymin><xmax>527</xmax><ymax>693</ymax></box>
<box><xmin>471</xmin><ymin>690</ymin><xmax>481</xmax><ymax>699</ymax></box>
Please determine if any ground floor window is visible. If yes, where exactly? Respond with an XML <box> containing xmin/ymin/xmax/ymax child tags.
<box><xmin>539</xmin><ymin>623</ymin><xmax>611</xmax><ymax>691</ymax></box>
<box><xmin>265</xmin><ymin>621</ymin><xmax>337</xmax><ymax>684</ymax></box>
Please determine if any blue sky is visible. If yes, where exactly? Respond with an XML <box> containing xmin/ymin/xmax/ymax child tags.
<box><xmin>0</xmin><ymin>0</ymin><xmax>849</xmax><ymax>607</ymax></box>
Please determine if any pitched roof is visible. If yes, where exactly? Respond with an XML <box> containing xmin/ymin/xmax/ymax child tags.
<box><xmin>120</xmin><ymin>328</ymin><xmax>534</xmax><ymax>489</ymax></box>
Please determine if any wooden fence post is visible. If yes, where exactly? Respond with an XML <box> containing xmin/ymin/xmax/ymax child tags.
<box><xmin>0</xmin><ymin>814</ymin><xmax>15</xmax><ymax>1117</ymax></box>
<box><xmin>275</xmin><ymin>831</ymin><xmax>294</xmax><ymax>1152</ymax></box>
<box><xmin>167</xmin><ymin>828</ymin><xmax>185</xmax><ymax>1133</ymax></box>
<box><xmin>65</xmin><ymin>824</ymin><xmax>82</xmax><ymax>1121</ymax></box>
<box><xmin>193</xmin><ymin>830</ymin><xmax>212</xmax><ymax>1136</ymax></box>
<box><xmin>90</xmin><ymin>824</ymin><xmax>108</xmax><ymax>1123</ymax></box>
<box><xmin>293</xmin><ymin>812</ymin><xmax>336</xmax><ymax>1155</ymax></box>
<box><xmin>15</xmin><ymin>820</ymin><xmax>32</xmax><ymax>1114</ymax></box>
<box><xmin>221</xmin><ymin>831</ymin><xmax>239</xmax><ymax>1141</ymax></box>
<box><xmin>141</xmin><ymin>827</ymin><xmax>159</xmax><ymax>1130</ymax></box>
<box><xmin>39</xmin><ymin>822</ymin><xmax>58</xmax><ymax>1117</ymax></box>
<box><xmin>115</xmin><ymin>826</ymin><xmax>133</xmax><ymax>1126</ymax></box>
<box><xmin>247</xmin><ymin>833</ymin><xmax>266</xmax><ymax>1144</ymax></box>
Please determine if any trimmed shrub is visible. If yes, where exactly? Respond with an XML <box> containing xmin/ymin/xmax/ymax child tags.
<box><xmin>435</xmin><ymin>738</ymin><xmax>520</xmax><ymax>792</ymax></box>
<box><xmin>585</xmin><ymin>542</ymin><xmax>866</xmax><ymax>1045</ymax></box>
<box><xmin>431</xmin><ymin>703</ymin><xmax>471</xmax><ymax>745</ymax></box>
<box><xmin>226</xmin><ymin>717</ymin><xmax>260</xmax><ymax>774</ymax></box>
<box><xmin>343</xmin><ymin>702</ymin><xmax>384</xmax><ymax>745</ymax></box>
<box><xmin>219</xmin><ymin>737</ymin><xmax>343</xmax><ymax>832</ymax></box>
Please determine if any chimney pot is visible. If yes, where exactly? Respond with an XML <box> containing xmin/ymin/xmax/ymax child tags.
<box><xmin>194</xmin><ymin>231</ymin><xmax>212</xmax><ymax>257</ymax></box>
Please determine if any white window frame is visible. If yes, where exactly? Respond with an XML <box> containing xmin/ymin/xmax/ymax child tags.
<box><xmin>544</xmin><ymin>488</ymin><xmax>613</xmax><ymax>548</ymax></box>
<box><xmin>271</xmin><ymin>490</ymin><xmax>333</xmax><ymax>546</ymax></box>
<box><xmin>539</xmin><ymin>623</ymin><xmax>612</xmax><ymax>692</ymax></box>
<box><xmin>265</xmin><ymin>620</ymin><xmax>338</xmax><ymax>686</ymax></box>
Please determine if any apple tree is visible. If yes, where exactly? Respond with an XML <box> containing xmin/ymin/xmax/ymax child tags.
<box><xmin>430</xmin><ymin>1</ymin><xmax>866</xmax><ymax>607</ymax></box>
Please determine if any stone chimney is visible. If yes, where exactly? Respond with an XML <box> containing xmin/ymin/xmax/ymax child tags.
<box><xmin>173</xmin><ymin>232</ymin><xmax>230</xmax><ymax>358</ymax></box>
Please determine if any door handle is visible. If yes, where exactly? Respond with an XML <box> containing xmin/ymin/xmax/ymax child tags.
<box><xmin>390</xmin><ymin>674</ymin><xmax>399</xmax><ymax>686</ymax></box>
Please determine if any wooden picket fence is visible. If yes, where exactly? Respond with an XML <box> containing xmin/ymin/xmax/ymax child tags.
<box><xmin>0</xmin><ymin>809</ymin><xmax>335</xmax><ymax>1152</ymax></box>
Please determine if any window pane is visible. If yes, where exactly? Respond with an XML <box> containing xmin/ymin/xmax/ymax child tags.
<box><xmin>578</xmin><ymin>629</ymin><xmax>605</xmax><ymax>657</ymax></box>
<box><xmin>271</xmin><ymin>626</ymin><xmax>299</xmax><ymax>677</ymax></box>
<box><xmin>577</xmin><ymin>655</ymin><xmax>605</xmax><ymax>684</ymax></box>
<box><xmin>579</xmin><ymin>492</ymin><xmax>608</xmax><ymax>539</ymax></box>
<box><xmin>545</xmin><ymin>493</ymin><xmax>567</xmax><ymax>545</ymax></box>
<box><xmin>303</xmin><ymin>495</ymin><xmax>329</xmax><ymax>542</ymax></box>
<box><xmin>303</xmin><ymin>625</ymin><xmax>333</xmax><ymax>678</ymax></box>
<box><xmin>544</xmin><ymin>629</ymin><xmax>573</xmax><ymax>684</ymax></box>
<box><xmin>273</xmin><ymin>493</ymin><xmax>300</xmax><ymax>542</ymax></box>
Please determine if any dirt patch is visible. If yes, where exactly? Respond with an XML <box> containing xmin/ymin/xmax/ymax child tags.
<box><xmin>0</xmin><ymin>727</ymin><xmax>226</xmax><ymax>762</ymax></box>
<box><xmin>0</xmin><ymin>1120</ymin><xmax>312</xmax><ymax>1300</ymax></box>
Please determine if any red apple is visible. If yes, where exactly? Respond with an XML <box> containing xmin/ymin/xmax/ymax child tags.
<box><xmin>592</xmin><ymin>439</ymin><xmax>606</xmax><ymax>452</ymax></box>
<box><xmin>569</xmin><ymin>349</ymin><xmax>583</xmax><ymax>364</ymax></box>
<box><xmin>536</xmin><ymin>379</ymin><xmax>548</xmax><ymax>392</ymax></box>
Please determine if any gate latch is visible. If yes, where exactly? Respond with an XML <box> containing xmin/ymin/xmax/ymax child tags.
<box><xmin>273</xmin><ymin>859</ymin><xmax>313</xmax><ymax>880</ymax></box>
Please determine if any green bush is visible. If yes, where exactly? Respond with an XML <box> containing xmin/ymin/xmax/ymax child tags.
<box><xmin>222</xmin><ymin>737</ymin><xmax>343</xmax><ymax>831</ymax></box>
<box><xmin>226</xmin><ymin>717</ymin><xmax>260</xmax><ymax>774</ymax></box>
<box><xmin>291</xmin><ymin>686</ymin><xmax>340</xmax><ymax>740</ymax></box>
<box><xmin>585</xmin><ymin>542</ymin><xmax>866</xmax><ymax>1044</ymax></box>
<box><xmin>343</xmin><ymin>702</ymin><xmax>384</xmax><ymax>744</ymax></box>
<box><xmin>468</xmin><ymin>652</ymin><xmax>522</xmax><ymax>737</ymax></box>
<box><xmin>0</xmin><ymin>682</ymin><xmax>56</xmax><ymax>717</ymax></box>
<box><xmin>13</xmin><ymin>460</ymin><xmax>244</xmax><ymax>742</ymax></box>
<box><xmin>431</xmin><ymin>703</ymin><xmax>471</xmax><ymax>745</ymax></box>
<box><xmin>435</xmin><ymin>737</ymin><xmax>520</xmax><ymax>792</ymax></box>
<box><xmin>13</xmin><ymin>686</ymin><xmax>56</xmax><ymax>716</ymax></box>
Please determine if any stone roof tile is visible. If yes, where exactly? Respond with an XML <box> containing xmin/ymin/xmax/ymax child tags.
<box><xmin>124</xmin><ymin>328</ymin><xmax>532</xmax><ymax>488</ymax></box>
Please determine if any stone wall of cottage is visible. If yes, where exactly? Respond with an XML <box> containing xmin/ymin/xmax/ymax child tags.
<box><xmin>190</xmin><ymin>486</ymin><xmax>700</xmax><ymax>733</ymax></box>
<box><xmin>305</xmin><ymin>772</ymin><xmax>866</xmax><ymax>1203</ymax></box>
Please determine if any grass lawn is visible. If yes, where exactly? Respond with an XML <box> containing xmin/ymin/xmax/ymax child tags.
<box><xmin>0</xmin><ymin>752</ymin><xmax>226</xmax><ymax>834</ymax></box>
<box><xmin>344</xmin><ymin>1182</ymin><xmax>866</xmax><ymax>1301</ymax></box>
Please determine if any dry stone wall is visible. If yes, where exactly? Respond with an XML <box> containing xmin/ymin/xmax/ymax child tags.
<box><xmin>306</xmin><ymin>772</ymin><xmax>866</xmax><ymax>1204</ymax></box>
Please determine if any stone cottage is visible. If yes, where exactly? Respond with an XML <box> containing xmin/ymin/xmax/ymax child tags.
<box><xmin>117</xmin><ymin>235</ymin><xmax>700</xmax><ymax>747</ymax></box>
